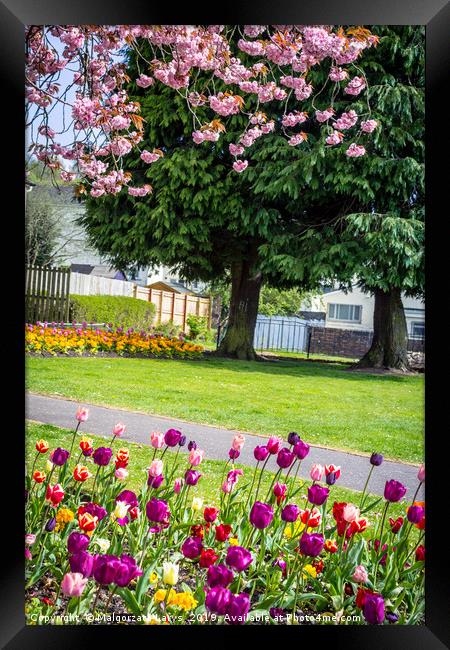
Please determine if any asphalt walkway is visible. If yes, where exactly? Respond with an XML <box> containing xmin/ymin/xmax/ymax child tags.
<box><xmin>26</xmin><ymin>392</ymin><xmax>424</xmax><ymax>499</ymax></box>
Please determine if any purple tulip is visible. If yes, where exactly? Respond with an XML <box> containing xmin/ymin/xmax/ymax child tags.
<box><xmin>147</xmin><ymin>474</ymin><xmax>164</xmax><ymax>488</ymax></box>
<box><xmin>188</xmin><ymin>441</ymin><xmax>197</xmax><ymax>451</ymax></box>
<box><xmin>69</xmin><ymin>550</ymin><xmax>94</xmax><ymax>578</ymax></box>
<box><xmin>45</xmin><ymin>517</ymin><xmax>56</xmax><ymax>532</ymax></box>
<box><xmin>51</xmin><ymin>448</ymin><xmax>70</xmax><ymax>466</ymax></box>
<box><xmin>146</xmin><ymin>497</ymin><xmax>170</xmax><ymax>523</ymax></box>
<box><xmin>178</xmin><ymin>435</ymin><xmax>186</xmax><ymax>447</ymax></box>
<box><xmin>181</xmin><ymin>536</ymin><xmax>203</xmax><ymax>559</ymax></box>
<box><xmin>67</xmin><ymin>532</ymin><xmax>89</xmax><ymax>554</ymax></box>
<box><xmin>114</xmin><ymin>555</ymin><xmax>143</xmax><ymax>587</ymax></box>
<box><xmin>164</xmin><ymin>428</ymin><xmax>182</xmax><ymax>447</ymax></box>
<box><xmin>249</xmin><ymin>501</ymin><xmax>274</xmax><ymax>529</ymax></box>
<box><xmin>276</xmin><ymin>447</ymin><xmax>295</xmax><ymax>469</ymax></box>
<box><xmin>93</xmin><ymin>554</ymin><xmax>121</xmax><ymax>585</ymax></box>
<box><xmin>185</xmin><ymin>469</ymin><xmax>201</xmax><ymax>486</ymax></box>
<box><xmin>115</xmin><ymin>490</ymin><xmax>138</xmax><ymax>508</ymax></box>
<box><xmin>226</xmin><ymin>546</ymin><xmax>253</xmax><ymax>572</ymax></box>
<box><xmin>308</xmin><ymin>484</ymin><xmax>330</xmax><ymax>506</ymax></box>
<box><xmin>370</xmin><ymin>453</ymin><xmax>384</xmax><ymax>466</ymax></box>
<box><xmin>205</xmin><ymin>586</ymin><xmax>232</xmax><ymax>615</ymax></box>
<box><xmin>293</xmin><ymin>440</ymin><xmax>310</xmax><ymax>460</ymax></box>
<box><xmin>281</xmin><ymin>504</ymin><xmax>300</xmax><ymax>522</ymax></box>
<box><xmin>287</xmin><ymin>431</ymin><xmax>300</xmax><ymax>446</ymax></box>
<box><xmin>272</xmin><ymin>557</ymin><xmax>287</xmax><ymax>574</ymax></box>
<box><xmin>81</xmin><ymin>502</ymin><xmax>108</xmax><ymax>521</ymax></box>
<box><xmin>253</xmin><ymin>445</ymin><xmax>269</xmax><ymax>462</ymax></box>
<box><xmin>229</xmin><ymin>448</ymin><xmax>240</xmax><ymax>460</ymax></box>
<box><xmin>386</xmin><ymin>611</ymin><xmax>399</xmax><ymax>623</ymax></box>
<box><xmin>407</xmin><ymin>505</ymin><xmax>425</xmax><ymax>524</ymax></box>
<box><xmin>384</xmin><ymin>480</ymin><xmax>407</xmax><ymax>502</ymax></box>
<box><xmin>93</xmin><ymin>447</ymin><xmax>113</xmax><ymax>466</ymax></box>
<box><xmin>326</xmin><ymin>471</ymin><xmax>337</xmax><ymax>486</ymax></box>
<box><xmin>227</xmin><ymin>592</ymin><xmax>251</xmax><ymax>625</ymax></box>
<box><xmin>299</xmin><ymin>532</ymin><xmax>324</xmax><ymax>557</ymax></box>
<box><xmin>363</xmin><ymin>593</ymin><xmax>385</xmax><ymax>625</ymax></box>
<box><xmin>207</xmin><ymin>564</ymin><xmax>234</xmax><ymax>588</ymax></box>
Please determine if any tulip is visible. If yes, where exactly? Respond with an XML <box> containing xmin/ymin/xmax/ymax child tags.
<box><xmin>227</xmin><ymin>469</ymin><xmax>243</xmax><ymax>484</ymax></box>
<box><xmin>45</xmin><ymin>517</ymin><xmax>56</xmax><ymax>532</ymax></box>
<box><xmin>35</xmin><ymin>439</ymin><xmax>49</xmax><ymax>454</ymax></box>
<box><xmin>76</xmin><ymin>407</ymin><xmax>89</xmax><ymax>422</ymax></box>
<box><xmin>384</xmin><ymin>479</ymin><xmax>407</xmax><ymax>502</ymax></box>
<box><xmin>308</xmin><ymin>484</ymin><xmax>330</xmax><ymax>506</ymax></box>
<box><xmin>324</xmin><ymin>539</ymin><xmax>338</xmax><ymax>553</ymax></box>
<box><xmin>370</xmin><ymin>452</ymin><xmax>384</xmax><ymax>466</ymax></box>
<box><xmin>310</xmin><ymin>463</ymin><xmax>324</xmax><ymax>482</ymax></box>
<box><xmin>299</xmin><ymin>532</ymin><xmax>325</xmax><ymax>557</ymax></box>
<box><xmin>325</xmin><ymin>464</ymin><xmax>341</xmax><ymax>480</ymax></box>
<box><xmin>147</xmin><ymin>474</ymin><xmax>164</xmax><ymax>489</ymax></box>
<box><xmin>33</xmin><ymin>470</ymin><xmax>46</xmax><ymax>483</ymax></box>
<box><xmin>181</xmin><ymin>536</ymin><xmax>203</xmax><ymax>559</ymax></box>
<box><xmin>25</xmin><ymin>548</ymin><xmax>32</xmax><ymax>561</ymax></box>
<box><xmin>226</xmin><ymin>546</ymin><xmax>253</xmax><ymax>572</ymax></box>
<box><xmin>199</xmin><ymin>548</ymin><xmax>218</xmax><ymax>568</ymax></box>
<box><xmin>249</xmin><ymin>501</ymin><xmax>274</xmax><ymax>529</ymax></box>
<box><xmin>273</xmin><ymin>482</ymin><xmax>287</xmax><ymax>504</ymax></box>
<box><xmin>93</xmin><ymin>447</ymin><xmax>112</xmax><ymax>466</ymax></box>
<box><xmin>227</xmin><ymin>593</ymin><xmax>251</xmax><ymax>625</ymax></box>
<box><xmin>287</xmin><ymin>431</ymin><xmax>300</xmax><ymax>446</ymax></box>
<box><xmin>185</xmin><ymin>469</ymin><xmax>201</xmax><ymax>486</ymax></box>
<box><xmin>78</xmin><ymin>512</ymin><xmax>98</xmax><ymax>533</ymax></box>
<box><xmin>231</xmin><ymin>434</ymin><xmax>245</xmax><ymax>452</ymax></box>
<box><xmin>46</xmin><ymin>483</ymin><xmax>65</xmax><ymax>506</ymax></box>
<box><xmin>93</xmin><ymin>555</ymin><xmax>121</xmax><ymax>585</ymax></box>
<box><xmin>187</xmin><ymin>441</ymin><xmax>197</xmax><ymax>451</ymax></box>
<box><xmin>204</xmin><ymin>507</ymin><xmax>219</xmax><ymax>523</ymax></box>
<box><xmin>67</xmin><ymin>531</ymin><xmax>89</xmax><ymax>554</ymax></box>
<box><xmin>25</xmin><ymin>534</ymin><xmax>36</xmax><ymax>546</ymax></box>
<box><xmin>69</xmin><ymin>550</ymin><xmax>95</xmax><ymax>577</ymax></box>
<box><xmin>115</xmin><ymin>490</ymin><xmax>138</xmax><ymax>508</ymax></box>
<box><xmin>343</xmin><ymin>504</ymin><xmax>360</xmax><ymax>523</ymax></box>
<box><xmin>229</xmin><ymin>448</ymin><xmax>240</xmax><ymax>460</ymax></box>
<box><xmin>281</xmin><ymin>504</ymin><xmax>299</xmax><ymax>522</ymax></box>
<box><xmin>129</xmin><ymin>506</ymin><xmax>139</xmax><ymax>521</ymax></box>
<box><xmin>174</xmin><ymin>478</ymin><xmax>183</xmax><ymax>494</ymax></box>
<box><xmin>95</xmin><ymin>538</ymin><xmax>111</xmax><ymax>553</ymax></box>
<box><xmin>115</xmin><ymin>555</ymin><xmax>142</xmax><ymax>587</ymax></box>
<box><xmin>61</xmin><ymin>572</ymin><xmax>88</xmax><ymax>598</ymax></box>
<box><xmin>146</xmin><ymin>498</ymin><xmax>170</xmax><ymax>523</ymax></box>
<box><xmin>389</xmin><ymin>516</ymin><xmax>403</xmax><ymax>534</ymax></box>
<box><xmin>326</xmin><ymin>472</ymin><xmax>338</xmax><ymax>486</ymax></box>
<box><xmin>276</xmin><ymin>447</ymin><xmax>295</xmax><ymax>469</ymax></box>
<box><xmin>205</xmin><ymin>586</ymin><xmax>232</xmax><ymax>615</ymax></box>
<box><xmin>215</xmin><ymin>524</ymin><xmax>232</xmax><ymax>542</ymax></box>
<box><xmin>45</xmin><ymin>460</ymin><xmax>54</xmax><ymax>472</ymax></box>
<box><xmin>417</xmin><ymin>464</ymin><xmax>425</xmax><ymax>482</ymax></box>
<box><xmin>363</xmin><ymin>593</ymin><xmax>385</xmax><ymax>625</ymax></box>
<box><xmin>300</xmin><ymin>508</ymin><xmax>322</xmax><ymax>528</ymax></box>
<box><xmin>50</xmin><ymin>448</ymin><xmax>70</xmax><ymax>466</ymax></box>
<box><xmin>113</xmin><ymin>501</ymin><xmax>130</xmax><ymax>520</ymax></box>
<box><xmin>150</xmin><ymin>431</ymin><xmax>165</xmax><ymax>449</ymax></box>
<box><xmin>164</xmin><ymin>428</ymin><xmax>182</xmax><ymax>447</ymax></box>
<box><xmin>267</xmin><ymin>436</ymin><xmax>283</xmax><ymax>454</ymax></box>
<box><xmin>178</xmin><ymin>435</ymin><xmax>186</xmax><ymax>447</ymax></box>
<box><xmin>253</xmin><ymin>445</ymin><xmax>269</xmax><ymax>462</ymax></box>
<box><xmin>352</xmin><ymin>565</ymin><xmax>368</xmax><ymax>583</ymax></box>
<box><xmin>207</xmin><ymin>564</ymin><xmax>234</xmax><ymax>588</ymax></box>
<box><xmin>115</xmin><ymin>467</ymin><xmax>128</xmax><ymax>480</ymax></box>
<box><xmin>407</xmin><ymin>505</ymin><xmax>425</xmax><ymax>524</ymax></box>
<box><xmin>148</xmin><ymin>459</ymin><xmax>164</xmax><ymax>477</ymax></box>
<box><xmin>415</xmin><ymin>545</ymin><xmax>425</xmax><ymax>562</ymax></box>
<box><xmin>293</xmin><ymin>439</ymin><xmax>310</xmax><ymax>460</ymax></box>
<box><xmin>112</xmin><ymin>422</ymin><xmax>126</xmax><ymax>437</ymax></box>
<box><xmin>189</xmin><ymin>448</ymin><xmax>205</xmax><ymax>467</ymax></box>
<box><xmin>80</xmin><ymin>437</ymin><xmax>93</xmax><ymax>456</ymax></box>
<box><xmin>386</xmin><ymin>612</ymin><xmax>399</xmax><ymax>623</ymax></box>
<box><xmin>163</xmin><ymin>561</ymin><xmax>179</xmax><ymax>585</ymax></box>
<box><xmin>192</xmin><ymin>497</ymin><xmax>203</xmax><ymax>512</ymax></box>
<box><xmin>73</xmin><ymin>464</ymin><xmax>91</xmax><ymax>482</ymax></box>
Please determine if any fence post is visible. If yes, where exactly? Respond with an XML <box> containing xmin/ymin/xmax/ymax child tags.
<box><xmin>307</xmin><ymin>327</ymin><xmax>312</xmax><ymax>359</ymax></box>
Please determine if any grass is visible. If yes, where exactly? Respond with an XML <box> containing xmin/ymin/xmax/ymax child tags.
<box><xmin>26</xmin><ymin>421</ymin><xmax>410</xmax><ymax>524</ymax></box>
<box><xmin>26</xmin><ymin>355</ymin><xmax>424</xmax><ymax>463</ymax></box>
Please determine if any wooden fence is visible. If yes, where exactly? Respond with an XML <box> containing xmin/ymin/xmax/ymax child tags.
<box><xmin>134</xmin><ymin>286</ymin><xmax>211</xmax><ymax>329</ymax></box>
<box><xmin>25</xmin><ymin>265</ymin><xmax>71</xmax><ymax>323</ymax></box>
<box><xmin>69</xmin><ymin>272</ymin><xmax>135</xmax><ymax>297</ymax></box>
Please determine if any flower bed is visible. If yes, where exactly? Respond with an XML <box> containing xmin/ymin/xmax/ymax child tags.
<box><xmin>25</xmin><ymin>323</ymin><xmax>203</xmax><ymax>358</ymax></box>
<box><xmin>25</xmin><ymin>411</ymin><xmax>425</xmax><ymax>626</ymax></box>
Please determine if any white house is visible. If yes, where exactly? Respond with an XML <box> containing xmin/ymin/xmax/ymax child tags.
<box><xmin>303</xmin><ymin>285</ymin><xmax>425</xmax><ymax>339</ymax></box>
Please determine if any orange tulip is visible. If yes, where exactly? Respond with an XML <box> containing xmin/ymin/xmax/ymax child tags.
<box><xmin>35</xmin><ymin>439</ymin><xmax>49</xmax><ymax>454</ymax></box>
<box><xmin>73</xmin><ymin>464</ymin><xmax>92</xmax><ymax>482</ymax></box>
<box><xmin>78</xmin><ymin>511</ymin><xmax>98</xmax><ymax>533</ymax></box>
<box><xmin>324</xmin><ymin>539</ymin><xmax>338</xmax><ymax>553</ymax></box>
<box><xmin>33</xmin><ymin>470</ymin><xmax>46</xmax><ymax>483</ymax></box>
<box><xmin>79</xmin><ymin>437</ymin><xmax>93</xmax><ymax>454</ymax></box>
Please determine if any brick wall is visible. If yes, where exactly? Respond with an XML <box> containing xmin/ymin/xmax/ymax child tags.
<box><xmin>308</xmin><ymin>326</ymin><xmax>425</xmax><ymax>359</ymax></box>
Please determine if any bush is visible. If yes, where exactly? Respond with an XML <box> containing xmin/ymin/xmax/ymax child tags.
<box><xmin>153</xmin><ymin>320</ymin><xmax>182</xmax><ymax>338</ymax></box>
<box><xmin>186</xmin><ymin>315</ymin><xmax>209</xmax><ymax>340</ymax></box>
<box><xmin>69</xmin><ymin>295</ymin><xmax>156</xmax><ymax>330</ymax></box>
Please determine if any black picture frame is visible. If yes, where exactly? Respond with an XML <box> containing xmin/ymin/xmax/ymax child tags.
<box><xmin>2</xmin><ymin>1</ymin><xmax>448</xmax><ymax>646</ymax></box>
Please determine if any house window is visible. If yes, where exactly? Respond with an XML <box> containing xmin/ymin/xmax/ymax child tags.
<box><xmin>410</xmin><ymin>322</ymin><xmax>425</xmax><ymax>339</ymax></box>
<box><xmin>328</xmin><ymin>303</ymin><xmax>362</xmax><ymax>322</ymax></box>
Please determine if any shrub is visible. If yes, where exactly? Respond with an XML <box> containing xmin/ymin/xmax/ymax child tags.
<box><xmin>69</xmin><ymin>295</ymin><xmax>156</xmax><ymax>330</ymax></box>
<box><xmin>153</xmin><ymin>320</ymin><xmax>182</xmax><ymax>338</ymax></box>
<box><xmin>186</xmin><ymin>315</ymin><xmax>209</xmax><ymax>340</ymax></box>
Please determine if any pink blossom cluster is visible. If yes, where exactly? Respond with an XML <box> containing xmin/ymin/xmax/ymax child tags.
<box><xmin>209</xmin><ymin>93</ymin><xmax>243</xmax><ymax>117</ymax></box>
<box><xmin>229</xmin><ymin>144</ymin><xmax>244</xmax><ymax>157</ymax></box>
<box><xmin>329</xmin><ymin>66</ymin><xmax>348</xmax><ymax>82</ymax></box>
<box><xmin>140</xmin><ymin>150</ymin><xmax>163</xmax><ymax>164</ymax></box>
<box><xmin>361</xmin><ymin>119</ymin><xmax>378</xmax><ymax>133</ymax></box>
<box><xmin>282</xmin><ymin>111</ymin><xmax>308</xmax><ymax>127</ymax></box>
<box><xmin>334</xmin><ymin>110</ymin><xmax>359</xmax><ymax>130</ymax></box>
<box><xmin>315</xmin><ymin>108</ymin><xmax>334</xmax><ymax>123</ymax></box>
<box><xmin>136</xmin><ymin>74</ymin><xmax>154</xmax><ymax>88</ymax></box>
<box><xmin>344</xmin><ymin>76</ymin><xmax>366</xmax><ymax>96</ymax></box>
<box><xmin>325</xmin><ymin>130</ymin><xmax>344</xmax><ymax>145</ymax></box>
<box><xmin>233</xmin><ymin>160</ymin><xmax>248</xmax><ymax>173</ymax></box>
<box><xmin>288</xmin><ymin>132</ymin><xmax>307</xmax><ymax>146</ymax></box>
<box><xmin>345</xmin><ymin>143</ymin><xmax>366</xmax><ymax>157</ymax></box>
<box><xmin>127</xmin><ymin>184</ymin><xmax>153</xmax><ymax>196</ymax></box>
<box><xmin>192</xmin><ymin>130</ymin><xmax>220</xmax><ymax>144</ymax></box>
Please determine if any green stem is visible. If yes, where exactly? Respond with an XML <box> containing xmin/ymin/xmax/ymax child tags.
<box><xmin>359</xmin><ymin>466</ymin><xmax>374</xmax><ymax>510</ymax></box>
<box><xmin>254</xmin><ymin>456</ymin><xmax>270</xmax><ymax>503</ymax></box>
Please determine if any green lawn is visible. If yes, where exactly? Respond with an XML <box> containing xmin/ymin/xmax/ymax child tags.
<box><xmin>26</xmin><ymin>421</ymin><xmax>410</xmax><ymax>523</ymax></box>
<box><xmin>26</xmin><ymin>356</ymin><xmax>424</xmax><ymax>463</ymax></box>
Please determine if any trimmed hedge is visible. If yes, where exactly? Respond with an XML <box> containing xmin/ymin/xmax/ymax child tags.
<box><xmin>69</xmin><ymin>295</ymin><xmax>156</xmax><ymax>330</ymax></box>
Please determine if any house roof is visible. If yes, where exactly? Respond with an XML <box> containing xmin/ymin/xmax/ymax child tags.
<box><xmin>146</xmin><ymin>280</ymin><xmax>195</xmax><ymax>294</ymax></box>
<box><xmin>70</xmin><ymin>264</ymin><xmax>124</xmax><ymax>279</ymax></box>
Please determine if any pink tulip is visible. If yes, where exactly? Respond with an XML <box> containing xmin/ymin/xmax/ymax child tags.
<box><xmin>25</xmin><ymin>548</ymin><xmax>32</xmax><ymax>560</ymax></box>
<box><xmin>231</xmin><ymin>434</ymin><xmax>245</xmax><ymax>452</ymax></box>
<box><xmin>222</xmin><ymin>480</ymin><xmax>233</xmax><ymax>494</ymax></box>
<box><xmin>148</xmin><ymin>459</ymin><xmax>164</xmax><ymax>478</ymax></box>
<box><xmin>352</xmin><ymin>565</ymin><xmax>368</xmax><ymax>583</ymax></box>
<box><xmin>343</xmin><ymin>504</ymin><xmax>360</xmax><ymax>523</ymax></box>
<box><xmin>174</xmin><ymin>478</ymin><xmax>183</xmax><ymax>494</ymax></box>
<box><xmin>76</xmin><ymin>407</ymin><xmax>89</xmax><ymax>422</ymax></box>
<box><xmin>112</xmin><ymin>422</ymin><xmax>126</xmax><ymax>437</ymax></box>
<box><xmin>310</xmin><ymin>463</ymin><xmax>324</xmax><ymax>482</ymax></box>
<box><xmin>25</xmin><ymin>534</ymin><xmax>36</xmax><ymax>546</ymax></box>
<box><xmin>267</xmin><ymin>436</ymin><xmax>283</xmax><ymax>454</ymax></box>
<box><xmin>418</xmin><ymin>464</ymin><xmax>425</xmax><ymax>482</ymax></box>
<box><xmin>115</xmin><ymin>467</ymin><xmax>128</xmax><ymax>480</ymax></box>
<box><xmin>61</xmin><ymin>572</ymin><xmax>88</xmax><ymax>598</ymax></box>
<box><xmin>189</xmin><ymin>448</ymin><xmax>205</xmax><ymax>467</ymax></box>
<box><xmin>150</xmin><ymin>431</ymin><xmax>165</xmax><ymax>449</ymax></box>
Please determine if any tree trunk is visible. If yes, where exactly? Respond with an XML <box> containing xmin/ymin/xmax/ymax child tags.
<box><xmin>217</xmin><ymin>258</ymin><xmax>262</xmax><ymax>361</ymax></box>
<box><xmin>355</xmin><ymin>287</ymin><xmax>410</xmax><ymax>370</ymax></box>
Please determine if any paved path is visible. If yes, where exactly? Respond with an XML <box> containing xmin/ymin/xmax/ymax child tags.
<box><xmin>26</xmin><ymin>393</ymin><xmax>424</xmax><ymax>499</ymax></box>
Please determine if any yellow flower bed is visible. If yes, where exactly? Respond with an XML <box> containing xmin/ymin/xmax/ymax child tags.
<box><xmin>25</xmin><ymin>324</ymin><xmax>203</xmax><ymax>358</ymax></box>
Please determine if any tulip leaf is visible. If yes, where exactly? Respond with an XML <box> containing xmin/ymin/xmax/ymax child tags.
<box><xmin>116</xmin><ymin>587</ymin><xmax>142</xmax><ymax>616</ymax></box>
